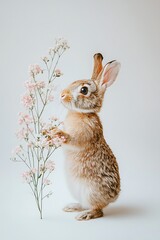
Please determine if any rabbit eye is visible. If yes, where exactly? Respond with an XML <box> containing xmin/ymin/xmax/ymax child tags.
<box><xmin>80</xmin><ymin>86</ymin><xmax>88</xmax><ymax>95</ymax></box>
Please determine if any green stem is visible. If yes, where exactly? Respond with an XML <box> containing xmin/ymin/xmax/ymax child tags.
<box><xmin>49</xmin><ymin>55</ymin><xmax>60</xmax><ymax>82</ymax></box>
<box><xmin>30</xmin><ymin>109</ymin><xmax>37</xmax><ymax>133</ymax></box>
<box><xmin>22</xmin><ymin>47</ymin><xmax>68</xmax><ymax>219</ymax></box>
<box><xmin>40</xmin><ymin>172</ymin><xmax>44</xmax><ymax>218</ymax></box>
<box><xmin>31</xmin><ymin>183</ymin><xmax>42</xmax><ymax>218</ymax></box>
<box><xmin>30</xmin><ymin>147</ymin><xmax>35</xmax><ymax>168</ymax></box>
<box><xmin>27</xmin><ymin>146</ymin><xmax>32</xmax><ymax>167</ymax></box>
<box><xmin>33</xmin><ymin>77</ymin><xmax>45</xmax><ymax>105</ymax></box>
<box><xmin>17</xmin><ymin>154</ymin><xmax>31</xmax><ymax>169</ymax></box>
<box><xmin>49</xmin><ymin>50</ymin><xmax>65</xmax><ymax>82</ymax></box>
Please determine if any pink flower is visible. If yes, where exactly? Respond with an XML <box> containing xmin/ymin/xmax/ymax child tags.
<box><xmin>18</xmin><ymin>112</ymin><xmax>32</xmax><ymax>125</ymax></box>
<box><xmin>40</xmin><ymin>136</ymin><xmax>55</xmax><ymax>148</ymax></box>
<box><xmin>29</xmin><ymin>64</ymin><xmax>43</xmax><ymax>77</ymax></box>
<box><xmin>54</xmin><ymin>69</ymin><xmax>62</xmax><ymax>77</ymax></box>
<box><xmin>21</xmin><ymin>93</ymin><xmax>34</xmax><ymax>108</ymax></box>
<box><xmin>22</xmin><ymin>169</ymin><xmax>37</xmax><ymax>183</ymax></box>
<box><xmin>43</xmin><ymin>178</ymin><xmax>51</xmax><ymax>186</ymax></box>
<box><xmin>45</xmin><ymin>160</ymin><xmax>55</xmax><ymax>172</ymax></box>
<box><xmin>25</xmin><ymin>81</ymin><xmax>36</xmax><ymax>91</ymax></box>
<box><xmin>51</xmin><ymin>137</ymin><xmax>63</xmax><ymax>147</ymax></box>
<box><xmin>36</xmin><ymin>81</ymin><xmax>45</xmax><ymax>89</ymax></box>
<box><xmin>47</xmin><ymin>94</ymin><xmax>54</xmax><ymax>102</ymax></box>
<box><xmin>12</xmin><ymin>146</ymin><xmax>22</xmax><ymax>156</ymax></box>
<box><xmin>22</xmin><ymin>171</ymin><xmax>32</xmax><ymax>183</ymax></box>
<box><xmin>25</xmin><ymin>80</ymin><xmax>45</xmax><ymax>92</ymax></box>
<box><xmin>16</xmin><ymin>128</ymin><xmax>28</xmax><ymax>139</ymax></box>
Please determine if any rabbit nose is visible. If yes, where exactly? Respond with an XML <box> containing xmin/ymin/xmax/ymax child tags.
<box><xmin>61</xmin><ymin>90</ymin><xmax>72</xmax><ymax>102</ymax></box>
<box><xmin>61</xmin><ymin>90</ymin><xmax>70</xmax><ymax>99</ymax></box>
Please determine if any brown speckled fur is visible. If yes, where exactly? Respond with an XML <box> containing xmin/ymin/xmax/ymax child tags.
<box><xmin>63</xmin><ymin>112</ymin><xmax>120</xmax><ymax>205</ymax></box>
<box><xmin>58</xmin><ymin>54</ymin><xmax>121</xmax><ymax>220</ymax></box>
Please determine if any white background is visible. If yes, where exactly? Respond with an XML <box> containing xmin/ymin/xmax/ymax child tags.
<box><xmin>0</xmin><ymin>0</ymin><xmax>160</xmax><ymax>239</ymax></box>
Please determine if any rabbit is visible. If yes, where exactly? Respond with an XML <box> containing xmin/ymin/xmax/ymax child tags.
<box><xmin>55</xmin><ymin>53</ymin><xmax>121</xmax><ymax>220</ymax></box>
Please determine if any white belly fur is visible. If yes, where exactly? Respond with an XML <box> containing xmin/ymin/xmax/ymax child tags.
<box><xmin>63</xmin><ymin>146</ymin><xmax>92</xmax><ymax>209</ymax></box>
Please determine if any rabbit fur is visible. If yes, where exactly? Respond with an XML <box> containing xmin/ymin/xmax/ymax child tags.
<box><xmin>58</xmin><ymin>53</ymin><xmax>121</xmax><ymax>220</ymax></box>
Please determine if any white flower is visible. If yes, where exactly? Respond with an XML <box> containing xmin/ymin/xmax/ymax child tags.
<box><xmin>45</xmin><ymin>160</ymin><xmax>55</xmax><ymax>172</ymax></box>
<box><xmin>49</xmin><ymin>38</ymin><xmax>69</xmax><ymax>54</ymax></box>
<box><xmin>55</xmin><ymin>38</ymin><xmax>69</xmax><ymax>50</ymax></box>
<box><xmin>54</xmin><ymin>69</ymin><xmax>63</xmax><ymax>77</ymax></box>
<box><xmin>43</xmin><ymin>178</ymin><xmax>51</xmax><ymax>186</ymax></box>
<box><xmin>42</xmin><ymin>56</ymin><xmax>49</xmax><ymax>63</ymax></box>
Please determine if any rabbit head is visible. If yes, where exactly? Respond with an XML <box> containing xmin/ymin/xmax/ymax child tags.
<box><xmin>61</xmin><ymin>53</ymin><xmax>121</xmax><ymax>113</ymax></box>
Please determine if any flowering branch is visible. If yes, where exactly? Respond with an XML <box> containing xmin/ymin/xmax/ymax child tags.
<box><xmin>11</xmin><ymin>38</ymin><xmax>69</xmax><ymax>219</ymax></box>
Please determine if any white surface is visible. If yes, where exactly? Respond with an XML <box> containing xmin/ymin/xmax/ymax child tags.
<box><xmin>0</xmin><ymin>0</ymin><xmax>160</xmax><ymax>239</ymax></box>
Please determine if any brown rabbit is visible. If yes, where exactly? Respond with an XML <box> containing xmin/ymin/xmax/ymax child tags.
<box><xmin>56</xmin><ymin>53</ymin><xmax>121</xmax><ymax>220</ymax></box>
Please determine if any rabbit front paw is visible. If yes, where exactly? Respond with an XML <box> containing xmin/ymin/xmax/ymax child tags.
<box><xmin>63</xmin><ymin>203</ymin><xmax>84</xmax><ymax>212</ymax></box>
<box><xmin>54</xmin><ymin>130</ymin><xmax>70</xmax><ymax>143</ymax></box>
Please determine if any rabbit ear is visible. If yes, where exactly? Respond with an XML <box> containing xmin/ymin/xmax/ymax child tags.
<box><xmin>99</xmin><ymin>60</ymin><xmax>121</xmax><ymax>88</ymax></box>
<box><xmin>91</xmin><ymin>53</ymin><xmax>103</xmax><ymax>80</ymax></box>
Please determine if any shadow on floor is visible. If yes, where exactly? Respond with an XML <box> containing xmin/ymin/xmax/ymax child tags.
<box><xmin>103</xmin><ymin>204</ymin><xmax>146</xmax><ymax>218</ymax></box>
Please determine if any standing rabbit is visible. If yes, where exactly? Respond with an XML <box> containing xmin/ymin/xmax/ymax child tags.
<box><xmin>56</xmin><ymin>53</ymin><xmax>121</xmax><ymax>220</ymax></box>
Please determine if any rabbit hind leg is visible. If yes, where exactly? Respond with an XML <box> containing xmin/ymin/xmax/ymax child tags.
<box><xmin>75</xmin><ymin>209</ymin><xmax>103</xmax><ymax>221</ymax></box>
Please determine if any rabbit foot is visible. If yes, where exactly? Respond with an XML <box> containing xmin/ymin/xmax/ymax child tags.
<box><xmin>63</xmin><ymin>203</ymin><xmax>84</xmax><ymax>212</ymax></box>
<box><xmin>76</xmin><ymin>209</ymin><xmax>103</xmax><ymax>221</ymax></box>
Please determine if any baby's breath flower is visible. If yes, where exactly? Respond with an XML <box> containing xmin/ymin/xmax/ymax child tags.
<box><xmin>42</xmin><ymin>56</ymin><xmax>49</xmax><ymax>63</ymax></box>
<box><xmin>22</xmin><ymin>171</ymin><xmax>32</xmax><ymax>183</ymax></box>
<box><xmin>50</xmin><ymin>116</ymin><xmax>58</xmax><ymax>122</ymax></box>
<box><xmin>21</xmin><ymin>93</ymin><xmax>35</xmax><ymax>108</ymax></box>
<box><xmin>12</xmin><ymin>38</ymin><xmax>69</xmax><ymax>219</ymax></box>
<box><xmin>18</xmin><ymin>112</ymin><xmax>33</xmax><ymax>125</ymax></box>
<box><xmin>43</xmin><ymin>178</ymin><xmax>51</xmax><ymax>186</ymax></box>
<box><xmin>49</xmin><ymin>38</ymin><xmax>69</xmax><ymax>55</ymax></box>
<box><xmin>29</xmin><ymin>64</ymin><xmax>43</xmax><ymax>77</ymax></box>
<box><xmin>12</xmin><ymin>146</ymin><xmax>22</xmax><ymax>156</ymax></box>
<box><xmin>45</xmin><ymin>160</ymin><xmax>55</xmax><ymax>172</ymax></box>
<box><xmin>16</xmin><ymin>128</ymin><xmax>28</xmax><ymax>139</ymax></box>
<box><xmin>55</xmin><ymin>38</ymin><xmax>69</xmax><ymax>50</ymax></box>
<box><xmin>25</xmin><ymin>80</ymin><xmax>45</xmax><ymax>92</ymax></box>
<box><xmin>47</xmin><ymin>94</ymin><xmax>54</xmax><ymax>102</ymax></box>
<box><xmin>54</xmin><ymin>69</ymin><xmax>63</xmax><ymax>77</ymax></box>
